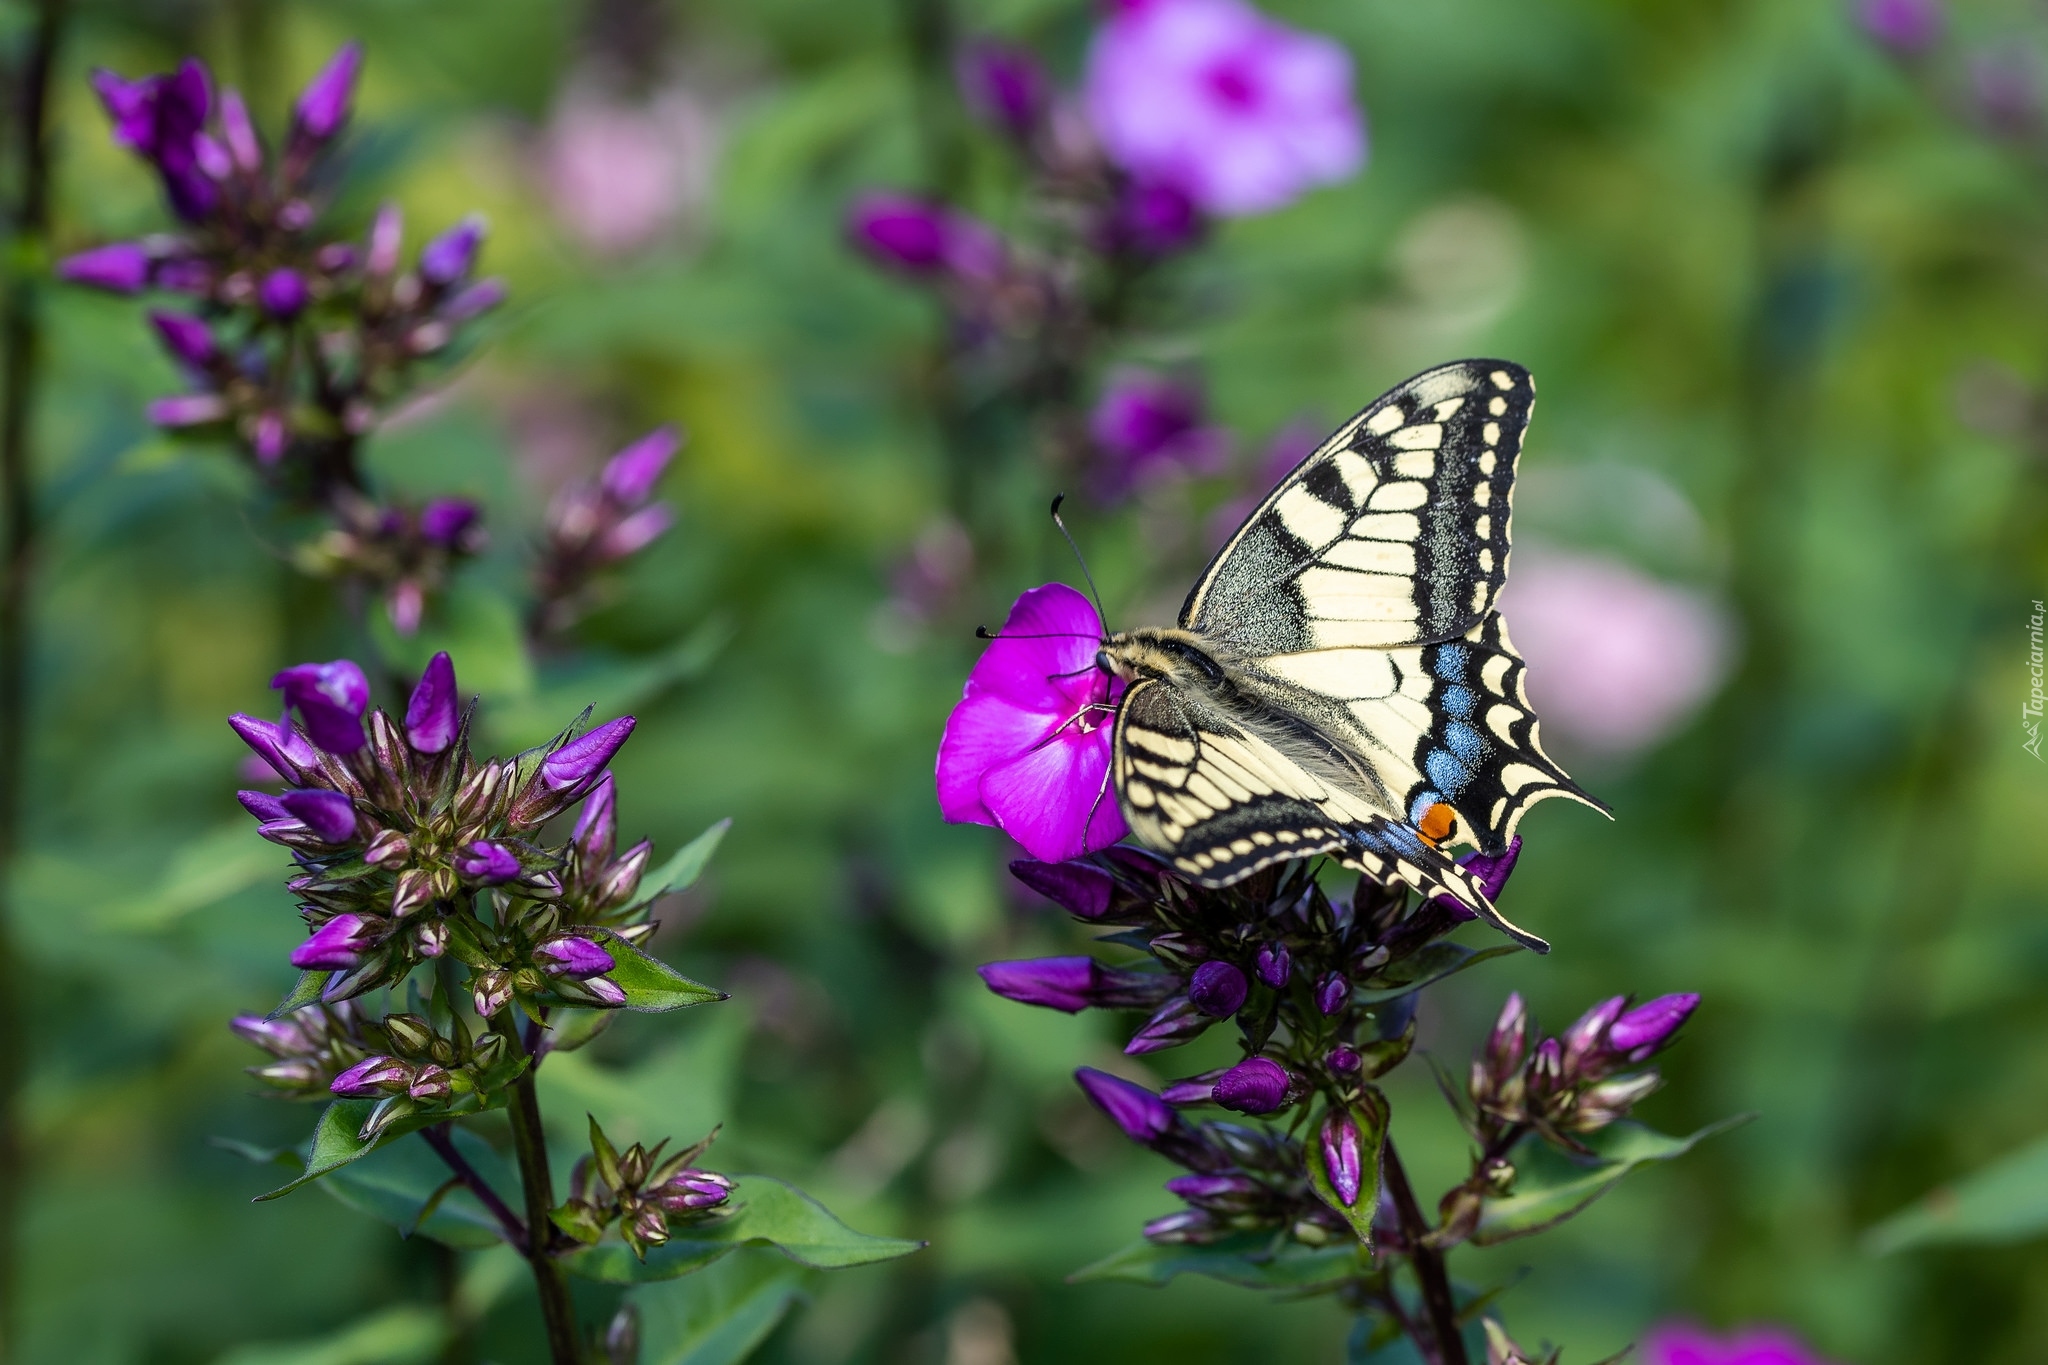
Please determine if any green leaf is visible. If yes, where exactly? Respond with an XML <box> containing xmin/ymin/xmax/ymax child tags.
<box><xmin>542</xmin><ymin>1007</ymin><xmax>617</xmax><ymax>1054</ymax></box>
<box><xmin>623</xmin><ymin>818</ymin><xmax>732</xmax><ymax>913</ymax></box>
<box><xmin>210</xmin><ymin>1136</ymin><xmax>299</xmax><ymax>1169</ymax></box>
<box><xmin>1866</xmin><ymin>1132</ymin><xmax>2048</xmax><ymax>1253</ymax></box>
<box><xmin>207</xmin><ymin>1304</ymin><xmax>449</xmax><ymax>1365</ymax></box>
<box><xmin>1355</xmin><ymin>942</ymin><xmax>1520</xmax><ymax>1005</ymax></box>
<box><xmin>270</xmin><ymin>971</ymin><xmax>332</xmax><ymax>1018</ymax></box>
<box><xmin>254</xmin><ymin>1083</ymin><xmax>521</xmax><ymax>1201</ymax></box>
<box><xmin>1305</xmin><ymin>1092</ymin><xmax>1389</xmax><ymax>1247</ymax></box>
<box><xmin>319</xmin><ymin>1128</ymin><xmax>520</xmax><ymax>1250</ymax></box>
<box><xmin>1069</xmin><ymin>1231</ymin><xmax>1360</xmax><ymax>1290</ymax></box>
<box><xmin>1473</xmin><ymin>1115</ymin><xmax>1752</xmax><ymax>1246</ymax></box>
<box><xmin>560</xmin><ymin>1175</ymin><xmax>923</xmax><ymax>1283</ymax></box>
<box><xmin>596</xmin><ymin>931</ymin><xmax>727</xmax><ymax>1013</ymax></box>
<box><xmin>629</xmin><ymin>1248</ymin><xmax>812</xmax><ymax>1365</ymax></box>
<box><xmin>96</xmin><ymin>820</ymin><xmax>284</xmax><ymax>931</ymax></box>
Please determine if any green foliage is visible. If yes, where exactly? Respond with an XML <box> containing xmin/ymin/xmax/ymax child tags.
<box><xmin>1070</xmin><ymin>1232</ymin><xmax>1360</xmax><ymax>1290</ymax></box>
<box><xmin>1867</xmin><ymin>1136</ymin><xmax>2048</xmax><ymax>1254</ymax></box>
<box><xmin>1473</xmin><ymin>1117</ymin><xmax>1754</xmax><ymax>1247</ymax></box>
<box><xmin>626</xmin><ymin>1250</ymin><xmax>814</xmax><ymax>1365</ymax></box>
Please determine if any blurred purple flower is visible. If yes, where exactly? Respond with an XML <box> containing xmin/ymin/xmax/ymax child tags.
<box><xmin>272</xmin><ymin>659</ymin><xmax>371</xmax><ymax>754</ymax></box>
<box><xmin>1089</xmin><ymin>370</ymin><xmax>1230</xmax><ymax>498</ymax></box>
<box><xmin>1970</xmin><ymin>49</ymin><xmax>2040</xmax><ymax>137</ymax></box>
<box><xmin>847</xmin><ymin>193</ymin><xmax>1005</xmax><ymax>283</ymax></box>
<box><xmin>957</xmin><ymin>40</ymin><xmax>1048</xmax><ymax>135</ymax></box>
<box><xmin>259</xmin><ymin>268</ymin><xmax>310</xmax><ymax>318</ymax></box>
<box><xmin>1084</xmin><ymin>0</ymin><xmax>1364</xmax><ymax>216</ymax></box>
<box><xmin>148</xmin><ymin>311</ymin><xmax>216</xmax><ymax>368</ymax></box>
<box><xmin>600</xmin><ymin>426</ymin><xmax>679</xmax><ymax>505</ymax></box>
<box><xmin>58</xmin><ymin>243</ymin><xmax>151</xmax><ymax>293</ymax></box>
<box><xmin>1641</xmin><ymin>1324</ymin><xmax>1840</xmax><ymax>1365</ymax></box>
<box><xmin>220</xmin><ymin>89</ymin><xmax>261</xmax><ymax>172</ymax></box>
<box><xmin>420</xmin><ymin>216</ymin><xmax>485</xmax><ymax>286</ymax></box>
<box><xmin>1496</xmin><ymin>547</ymin><xmax>1732</xmax><ymax>757</ymax></box>
<box><xmin>1105</xmin><ymin>179</ymin><xmax>1202</xmax><ymax>255</ymax></box>
<box><xmin>92</xmin><ymin>59</ymin><xmax>219</xmax><ymax>221</ymax></box>
<box><xmin>936</xmin><ymin>583</ymin><xmax>1126</xmax><ymax>862</ymax></box>
<box><xmin>293</xmin><ymin>42</ymin><xmax>363</xmax><ymax>143</ymax></box>
<box><xmin>540</xmin><ymin>80</ymin><xmax>716</xmax><ymax>257</ymax></box>
<box><xmin>418</xmin><ymin>498</ymin><xmax>480</xmax><ymax>548</ymax></box>
<box><xmin>1857</xmin><ymin>0</ymin><xmax>1941</xmax><ymax>56</ymax></box>
<box><xmin>146</xmin><ymin>393</ymin><xmax>228</xmax><ymax>427</ymax></box>
<box><xmin>1610</xmin><ymin>993</ymin><xmax>1700</xmax><ymax>1062</ymax></box>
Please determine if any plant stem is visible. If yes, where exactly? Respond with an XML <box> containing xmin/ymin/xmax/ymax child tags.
<box><xmin>1382</xmin><ymin>1137</ymin><xmax>1467</xmax><ymax>1365</ymax></box>
<box><xmin>490</xmin><ymin>1013</ymin><xmax>582</xmax><ymax>1365</ymax></box>
<box><xmin>0</xmin><ymin>3</ymin><xmax>67</xmax><ymax>1353</ymax></box>
<box><xmin>422</xmin><ymin>1123</ymin><xmax>529</xmax><ymax>1252</ymax></box>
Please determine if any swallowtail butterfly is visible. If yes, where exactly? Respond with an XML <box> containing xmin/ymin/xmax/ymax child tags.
<box><xmin>1096</xmin><ymin>360</ymin><xmax>1604</xmax><ymax>952</ymax></box>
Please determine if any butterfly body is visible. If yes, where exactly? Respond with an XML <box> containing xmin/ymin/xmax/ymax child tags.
<box><xmin>1099</xmin><ymin>360</ymin><xmax>1606</xmax><ymax>952</ymax></box>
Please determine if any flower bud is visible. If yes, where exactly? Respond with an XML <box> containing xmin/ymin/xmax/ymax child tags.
<box><xmin>58</xmin><ymin>243</ymin><xmax>151</xmax><ymax>294</ymax></box>
<box><xmin>367</xmin><ymin>202</ymin><xmax>404</xmax><ymax>277</ymax></box>
<box><xmin>219</xmin><ymin>88</ymin><xmax>261</xmax><ymax>172</ymax></box>
<box><xmin>270</xmin><ymin>659</ymin><xmax>370</xmax><ymax>754</ymax></box>
<box><xmin>1159</xmin><ymin>1070</ymin><xmax>1224</xmax><ymax>1105</ymax></box>
<box><xmin>1562</xmin><ymin>995</ymin><xmax>1628</xmax><ymax>1074</ymax></box>
<box><xmin>977</xmin><ymin>956</ymin><xmax>1173</xmax><ymax>1014</ymax></box>
<box><xmin>573</xmin><ymin>774</ymin><xmax>618</xmax><ymax>866</ymax></box>
<box><xmin>1568</xmin><ymin>1073</ymin><xmax>1663</xmax><ymax>1132</ymax></box>
<box><xmin>1254</xmin><ymin>943</ymin><xmax>1291</xmax><ymax>989</ymax></box>
<box><xmin>399</xmin><ymin>651</ymin><xmax>460</xmax><ymax>755</ymax></box>
<box><xmin>279</xmin><ymin>788</ymin><xmax>357</xmax><ymax>844</ymax></box>
<box><xmin>419</xmin><ymin>499</ymin><xmax>480</xmax><ymax>548</ymax></box>
<box><xmin>230</xmin><ymin>1012</ymin><xmax>312</xmax><ymax>1055</ymax></box>
<box><xmin>1608</xmin><ymin>993</ymin><xmax>1699</xmax><ymax>1062</ymax></box>
<box><xmin>1315</xmin><ymin>972</ymin><xmax>1348</xmax><ymax>1016</ymax></box>
<box><xmin>1123</xmin><ymin>995</ymin><xmax>1211</xmax><ymax>1054</ymax></box>
<box><xmin>407</xmin><ymin>1064</ymin><xmax>453</xmax><ymax>1102</ymax></box>
<box><xmin>237</xmin><ymin>789</ymin><xmax>289</xmax><ymax>823</ymax></box>
<box><xmin>1142</xmin><ymin>1208</ymin><xmax>1218</xmax><ymax>1243</ymax></box>
<box><xmin>629</xmin><ymin>1205</ymin><xmax>670</xmax><ymax>1248</ymax></box>
<box><xmin>455</xmin><ymin>840</ymin><xmax>521</xmax><ymax>885</ymax></box>
<box><xmin>1319</xmin><ymin>1111</ymin><xmax>1363</xmax><ymax>1207</ymax></box>
<box><xmin>1212</xmin><ymin>1057</ymin><xmax>1291</xmax><ymax>1115</ymax></box>
<box><xmin>955</xmin><ymin>41</ymin><xmax>1047</xmax><ymax>135</ymax></box>
<box><xmin>291</xmin><ymin>912</ymin><xmax>378</xmax><ymax>970</ymax></box>
<box><xmin>1327</xmin><ymin>1046</ymin><xmax>1362</xmax><ymax>1074</ymax></box>
<box><xmin>147</xmin><ymin>393</ymin><xmax>229</xmax><ymax>427</ymax></box>
<box><xmin>1485</xmin><ymin>992</ymin><xmax>1529</xmax><ymax>1078</ymax></box>
<box><xmin>330</xmin><ymin>1054</ymin><xmax>411</xmax><ymax>1097</ymax></box>
<box><xmin>596</xmin><ymin>505</ymin><xmax>673</xmax><ymax>561</ymax></box>
<box><xmin>293</xmin><ymin>42</ymin><xmax>362</xmax><ymax>142</ymax></box>
<box><xmin>1188</xmin><ymin>961</ymin><xmax>1247</xmax><ymax>1018</ymax></box>
<box><xmin>473</xmin><ymin>970</ymin><xmax>513</xmax><ymax>1018</ymax></box>
<box><xmin>600</xmin><ymin>427</ymin><xmax>679</xmax><ymax>506</ymax></box>
<box><xmin>1163</xmin><ymin>1173</ymin><xmax>1265</xmax><ymax>1212</ymax></box>
<box><xmin>592</xmin><ymin>840</ymin><xmax>651</xmax><ymax>909</ymax></box>
<box><xmin>252</xmin><ymin>411</ymin><xmax>289</xmax><ymax>464</ymax></box>
<box><xmin>1007</xmin><ymin>858</ymin><xmax>1116</xmax><ymax>919</ymax></box>
<box><xmin>535</xmin><ymin>936</ymin><xmax>616</xmax><ymax>979</ymax></box>
<box><xmin>414</xmin><ymin>919</ymin><xmax>448</xmax><ymax>958</ymax></box>
<box><xmin>229</xmin><ymin>713</ymin><xmax>320</xmax><ymax>783</ymax></box>
<box><xmin>390</xmin><ymin>867</ymin><xmax>436</xmax><ymax>918</ymax></box>
<box><xmin>381</xmin><ymin>1013</ymin><xmax>435</xmax><ymax>1054</ymax></box>
<box><xmin>364</xmin><ymin>828</ymin><xmax>410</xmax><ymax>867</ymax></box>
<box><xmin>1074</xmin><ymin>1067</ymin><xmax>1175</xmax><ymax>1146</ymax></box>
<box><xmin>149</xmin><ymin>311</ymin><xmax>217</xmax><ymax>367</ymax></box>
<box><xmin>658</xmin><ymin>1170</ymin><xmax>735</xmax><ymax>1213</ymax></box>
<box><xmin>259</xmin><ymin>268</ymin><xmax>310</xmax><ymax>319</ymax></box>
<box><xmin>1860</xmin><ymin>0</ymin><xmax>1942</xmax><ymax>58</ymax></box>
<box><xmin>420</xmin><ymin>215</ymin><xmax>485</xmax><ymax>286</ymax></box>
<box><xmin>540</xmin><ymin>716</ymin><xmax>636</xmax><ymax>795</ymax></box>
<box><xmin>439</xmin><ymin>278</ymin><xmax>506</xmax><ymax>322</ymax></box>
<box><xmin>1435</xmin><ymin>837</ymin><xmax>1522</xmax><ymax>921</ymax></box>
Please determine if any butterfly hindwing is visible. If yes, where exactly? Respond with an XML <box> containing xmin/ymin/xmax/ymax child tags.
<box><xmin>1182</xmin><ymin>359</ymin><xmax>1532</xmax><ymax>652</ymax></box>
<box><xmin>1111</xmin><ymin>676</ymin><xmax>1553</xmax><ymax>952</ymax></box>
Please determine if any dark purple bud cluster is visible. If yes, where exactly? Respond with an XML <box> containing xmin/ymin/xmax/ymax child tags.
<box><xmin>58</xmin><ymin>46</ymin><xmax>504</xmax><ymax>491</ymax></box>
<box><xmin>1470</xmin><ymin>990</ymin><xmax>1699</xmax><ymax>1147</ymax></box>
<box><xmin>294</xmin><ymin>491</ymin><xmax>486</xmax><ymax>635</ymax></box>
<box><xmin>1073</xmin><ymin>1069</ymin><xmax>1344</xmax><ymax>1246</ymax></box>
<box><xmin>228</xmin><ymin>651</ymin><xmax>641</xmax><ymax>1010</ymax></box>
<box><xmin>989</xmin><ymin>839</ymin><xmax>1705</xmax><ymax>1262</ymax></box>
<box><xmin>551</xmin><ymin>1117</ymin><xmax>736</xmax><ymax>1259</ymax></box>
<box><xmin>530</xmin><ymin>428</ymin><xmax>682</xmax><ymax>637</ymax></box>
<box><xmin>231</xmin><ymin>1000</ymin><xmax>371</xmax><ymax>1096</ymax></box>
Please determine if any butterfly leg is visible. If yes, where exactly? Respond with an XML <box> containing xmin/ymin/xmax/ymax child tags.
<box><xmin>1339</xmin><ymin>822</ymin><xmax>1551</xmax><ymax>955</ymax></box>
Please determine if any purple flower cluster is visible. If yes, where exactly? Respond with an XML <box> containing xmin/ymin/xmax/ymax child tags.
<box><xmin>230</xmin><ymin>652</ymin><xmax>641</xmax><ymax>1009</ymax></box>
<box><xmin>295</xmin><ymin>492</ymin><xmax>485</xmax><ymax>635</ymax></box>
<box><xmin>976</xmin><ymin>833</ymin><xmax>1699</xmax><ymax>1254</ymax></box>
<box><xmin>59</xmin><ymin>46</ymin><xmax>504</xmax><ymax>486</ymax></box>
<box><xmin>531</xmin><ymin>427</ymin><xmax>682</xmax><ymax>636</ymax></box>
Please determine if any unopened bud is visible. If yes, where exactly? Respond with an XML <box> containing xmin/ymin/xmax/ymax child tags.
<box><xmin>330</xmin><ymin>1054</ymin><xmax>411</xmax><ymax>1097</ymax></box>
<box><xmin>407</xmin><ymin>1064</ymin><xmax>453</xmax><ymax>1102</ymax></box>
<box><xmin>365</xmin><ymin>828</ymin><xmax>410</xmax><ymax>866</ymax></box>
<box><xmin>381</xmin><ymin>1013</ymin><xmax>435</xmax><ymax>1054</ymax></box>
<box><xmin>1254</xmin><ymin>943</ymin><xmax>1291</xmax><ymax>989</ymax></box>
<box><xmin>1315</xmin><ymin>972</ymin><xmax>1348</xmax><ymax>1016</ymax></box>
<box><xmin>1188</xmin><ymin>961</ymin><xmax>1247</xmax><ymax>1018</ymax></box>
<box><xmin>472</xmin><ymin>971</ymin><xmax>513</xmax><ymax>1018</ymax></box>
<box><xmin>1319</xmin><ymin>1111</ymin><xmax>1363</xmax><ymax>1208</ymax></box>
<box><xmin>593</xmin><ymin>840</ymin><xmax>652</xmax><ymax>909</ymax></box>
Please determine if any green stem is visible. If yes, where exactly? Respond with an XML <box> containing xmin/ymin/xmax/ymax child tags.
<box><xmin>490</xmin><ymin>1013</ymin><xmax>582</xmax><ymax>1365</ymax></box>
<box><xmin>1381</xmin><ymin>1137</ymin><xmax>1467</xmax><ymax>1365</ymax></box>
<box><xmin>0</xmin><ymin>3</ymin><xmax>68</xmax><ymax>1353</ymax></box>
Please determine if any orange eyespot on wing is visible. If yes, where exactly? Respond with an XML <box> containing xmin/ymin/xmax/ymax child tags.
<box><xmin>1417</xmin><ymin>801</ymin><xmax>1457</xmax><ymax>847</ymax></box>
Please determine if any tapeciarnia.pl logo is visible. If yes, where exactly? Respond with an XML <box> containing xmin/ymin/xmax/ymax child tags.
<box><xmin>2027</xmin><ymin>599</ymin><xmax>2046</xmax><ymax>761</ymax></box>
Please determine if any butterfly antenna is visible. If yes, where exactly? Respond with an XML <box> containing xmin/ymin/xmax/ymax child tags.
<box><xmin>1049</xmin><ymin>493</ymin><xmax>1111</xmax><ymax>634</ymax></box>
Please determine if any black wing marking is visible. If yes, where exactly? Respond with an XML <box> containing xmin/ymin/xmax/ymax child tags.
<box><xmin>1182</xmin><ymin>360</ymin><xmax>1532</xmax><ymax>654</ymax></box>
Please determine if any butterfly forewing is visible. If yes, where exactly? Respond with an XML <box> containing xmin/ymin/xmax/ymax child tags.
<box><xmin>1182</xmin><ymin>360</ymin><xmax>1532</xmax><ymax>651</ymax></box>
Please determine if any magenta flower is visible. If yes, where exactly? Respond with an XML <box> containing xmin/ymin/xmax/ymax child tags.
<box><xmin>1084</xmin><ymin>0</ymin><xmax>1364</xmax><ymax>217</ymax></box>
<box><xmin>1641</xmin><ymin>1323</ymin><xmax>1840</xmax><ymax>1365</ymax></box>
<box><xmin>956</xmin><ymin>40</ymin><xmax>1048</xmax><ymax>135</ymax></box>
<box><xmin>1857</xmin><ymin>0</ymin><xmax>1941</xmax><ymax>56</ymax></box>
<box><xmin>58</xmin><ymin>243</ymin><xmax>151</xmax><ymax>293</ymax></box>
<box><xmin>271</xmin><ymin>659</ymin><xmax>371</xmax><ymax>754</ymax></box>
<box><xmin>846</xmin><ymin>193</ymin><xmax>1005</xmax><ymax>283</ymax></box>
<box><xmin>936</xmin><ymin>583</ymin><xmax>1126</xmax><ymax>862</ymax></box>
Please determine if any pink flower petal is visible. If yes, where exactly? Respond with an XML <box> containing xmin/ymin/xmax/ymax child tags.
<box><xmin>937</xmin><ymin>692</ymin><xmax>1062</xmax><ymax>825</ymax></box>
<box><xmin>978</xmin><ymin>715</ymin><xmax>1127</xmax><ymax>862</ymax></box>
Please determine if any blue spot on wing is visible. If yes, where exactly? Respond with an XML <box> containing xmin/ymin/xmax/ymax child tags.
<box><xmin>1427</xmin><ymin>748</ymin><xmax>1474</xmax><ymax>797</ymax></box>
<box><xmin>1434</xmin><ymin>644</ymin><xmax>1470</xmax><ymax>683</ymax></box>
<box><xmin>1445</xmin><ymin>721</ymin><xmax>1485</xmax><ymax>765</ymax></box>
<box><xmin>1441</xmin><ymin>685</ymin><xmax>1476</xmax><ymax>720</ymax></box>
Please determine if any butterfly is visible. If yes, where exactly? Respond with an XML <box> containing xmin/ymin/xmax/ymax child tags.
<box><xmin>1096</xmin><ymin>359</ymin><xmax>1604</xmax><ymax>952</ymax></box>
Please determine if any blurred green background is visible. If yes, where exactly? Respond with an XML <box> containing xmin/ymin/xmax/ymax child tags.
<box><xmin>7</xmin><ymin>0</ymin><xmax>2048</xmax><ymax>1360</ymax></box>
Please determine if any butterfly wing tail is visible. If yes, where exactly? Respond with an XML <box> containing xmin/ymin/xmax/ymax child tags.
<box><xmin>1338</xmin><ymin>820</ymin><xmax>1551</xmax><ymax>955</ymax></box>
